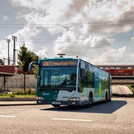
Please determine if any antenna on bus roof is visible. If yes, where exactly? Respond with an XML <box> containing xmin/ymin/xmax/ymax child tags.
<box><xmin>57</xmin><ymin>54</ymin><xmax>66</xmax><ymax>58</ymax></box>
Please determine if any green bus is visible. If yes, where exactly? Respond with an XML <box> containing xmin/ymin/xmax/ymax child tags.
<box><xmin>29</xmin><ymin>57</ymin><xmax>112</xmax><ymax>107</ymax></box>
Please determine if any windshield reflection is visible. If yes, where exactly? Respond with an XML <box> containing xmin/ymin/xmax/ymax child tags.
<box><xmin>40</xmin><ymin>67</ymin><xmax>77</xmax><ymax>90</ymax></box>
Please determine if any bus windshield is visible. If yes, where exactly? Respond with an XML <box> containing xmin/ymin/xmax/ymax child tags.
<box><xmin>39</xmin><ymin>67</ymin><xmax>77</xmax><ymax>90</ymax></box>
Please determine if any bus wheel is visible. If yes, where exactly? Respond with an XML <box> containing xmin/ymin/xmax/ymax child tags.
<box><xmin>89</xmin><ymin>93</ymin><xmax>93</xmax><ymax>106</ymax></box>
<box><xmin>52</xmin><ymin>104</ymin><xmax>60</xmax><ymax>108</ymax></box>
<box><xmin>105</xmin><ymin>93</ymin><xmax>108</xmax><ymax>103</ymax></box>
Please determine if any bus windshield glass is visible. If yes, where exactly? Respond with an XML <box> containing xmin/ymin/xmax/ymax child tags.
<box><xmin>40</xmin><ymin>67</ymin><xmax>77</xmax><ymax>90</ymax></box>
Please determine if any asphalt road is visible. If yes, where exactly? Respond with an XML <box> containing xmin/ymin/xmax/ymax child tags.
<box><xmin>0</xmin><ymin>97</ymin><xmax>134</xmax><ymax>134</ymax></box>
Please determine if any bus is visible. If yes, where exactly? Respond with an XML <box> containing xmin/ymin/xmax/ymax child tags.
<box><xmin>29</xmin><ymin>57</ymin><xmax>112</xmax><ymax>107</ymax></box>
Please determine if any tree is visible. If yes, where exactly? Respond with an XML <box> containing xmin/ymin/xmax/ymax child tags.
<box><xmin>18</xmin><ymin>45</ymin><xmax>39</xmax><ymax>91</ymax></box>
<box><xmin>0</xmin><ymin>59</ymin><xmax>4</xmax><ymax>65</ymax></box>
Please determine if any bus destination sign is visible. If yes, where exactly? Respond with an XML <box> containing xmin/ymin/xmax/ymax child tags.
<box><xmin>43</xmin><ymin>60</ymin><xmax>77</xmax><ymax>66</ymax></box>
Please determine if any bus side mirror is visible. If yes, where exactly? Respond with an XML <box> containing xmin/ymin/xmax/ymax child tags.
<box><xmin>28</xmin><ymin>62</ymin><xmax>40</xmax><ymax>71</ymax></box>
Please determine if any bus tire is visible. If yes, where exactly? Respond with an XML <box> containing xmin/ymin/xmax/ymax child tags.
<box><xmin>36</xmin><ymin>100</ymin><xmax>41</xmax><ymax>104</ymax></box>
<box><xmin>105</xmin><ymin>92</ymin><xmax>108</xmax><ymax>103</ymax></box>
<box><xmin>89</xmin><ymin>93</ymin><xmax>93</xmax><ymax>106</ymax></box>
<box><xmin>52</xmin><ymin>104</ymin><xmax>60</xmax><ymax>108</ymax></box>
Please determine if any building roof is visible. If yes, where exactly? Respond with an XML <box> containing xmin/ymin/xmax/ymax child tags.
<box><xmin>0</xmin><ymin>72</ymin><xmax>14</xmax><ymax>76</ymax></box>
<box><xmin>0</xmin><ymin>65</ymin><xmax>16</xmax><ymax>76</ymax></box>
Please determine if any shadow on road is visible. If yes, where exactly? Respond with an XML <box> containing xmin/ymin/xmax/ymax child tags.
<box><xmin>40</xmin><ymin>100</ymin><xmax>127</xmax><ymax>114</ymax></box>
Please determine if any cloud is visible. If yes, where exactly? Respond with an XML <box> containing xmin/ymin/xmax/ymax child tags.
<box><xmin>10</xmin><ymin>0</ymin><xmax>134</xmax><ymax>36</ymax></box>
<box><xmin>35</xmin><ymin>49</ymin><xmax>48</xmax><ymax>58</ymax></box>
<box><xmin>8</xmin><ymin>0</ymin><xmax>134</xmax><ymax>64</ymax></box>
<box><xmin>0</xmin><ymin>40</ymin><xmax>8</xmax><ymax>59</ymax></box>
<box><xmin>10</xmin><ymin>0</ymin><xmax>51</xmax><ymax>12</ymax></box>
<box><xmin>2</xmin><ymin>15</ymin><xmax>9</xmax><ymax>20</ymax></box>
<box><xmin>7</xmin><ymin>25</ymin><xmax>41</xmax><ymax>53</ymax></box>
<box><xmin>91</xmin><ymin>47</ymin><xmax>134</xmax><ymax>65</ymax></box>
<box><xmin>60</xmin><ymin>0</ymin><xmax>134</xmax><ymax>36</ymax></box>
<box><xmin>54</xmin><ymin>27</ymin><xmax>114</xmax><ymax>56</ymax></box>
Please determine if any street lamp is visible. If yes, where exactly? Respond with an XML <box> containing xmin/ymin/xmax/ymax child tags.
<box><xmin>7</xmin><ymin>38</ymin><xmax>10</xmax><ymax>65</ymax></box>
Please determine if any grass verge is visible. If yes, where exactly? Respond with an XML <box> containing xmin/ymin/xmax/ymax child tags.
<box><xmin>0</xmin><ymin>94</ymin><xmax>36</xmax><ymax>98</ymax></box>
<box><xmin>127</xmin><ymin>85</ymin><xmax>134</xmax><ymax>95</ymax></box>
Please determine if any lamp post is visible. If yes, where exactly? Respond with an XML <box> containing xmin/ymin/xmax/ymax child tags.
<box><xmin>12</xmin><ymin>36</ymin><xmax>17</xmax><ymax>65</ymax></box>
<box><xmin>7</xmin><ymin>38</ymin><xmax>10</xmax><ymax>65</ymax></box>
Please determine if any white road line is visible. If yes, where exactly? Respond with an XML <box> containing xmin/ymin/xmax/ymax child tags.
<box><xmin>52</xmin><ymin>118</ymin><xmax>93</xmax><ymax>122</ymax></box>
<box><xmin>0</xmin><ymin>115</ymin><xmax>16</xmax><ymax>118</ymax></box>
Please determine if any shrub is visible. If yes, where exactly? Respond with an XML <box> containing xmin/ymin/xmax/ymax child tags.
<box><xmin>13</xmin><ymin>88</ymin><xmax>36</xmax><ymax>95</ymax></box>
<box><xmin>13</xmin><ymin>89</ymin><xmax>24</xmax><ymax>95</ymax></box>
<box><xmin>10</xmin><ymin>94</ymin><xmax>15</xmax><ymax>97</ymax></box>
<box><xmin>30</xmin><ymin>89</ymin><xmax>36</xmax><ymax>95</ymax></box>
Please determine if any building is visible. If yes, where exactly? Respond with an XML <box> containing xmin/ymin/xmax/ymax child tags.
<box><xmin>96</xmin><ymin>65</ymin><xmax>134</xmax><ymax>76</ymax></box>
<box><xmin>0</xmin><ymin>65</ymin><xmax>35</xmax><ymax>91</ymax></box>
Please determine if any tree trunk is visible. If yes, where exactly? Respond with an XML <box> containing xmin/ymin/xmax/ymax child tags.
<box><xmin>24</xmin><ymin>73</ymin><xmax>26</xmax><ymax>92</ymax></box>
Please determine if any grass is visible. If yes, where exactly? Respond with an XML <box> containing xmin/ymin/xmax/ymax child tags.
<box><xmin>127</xmin><ymin>85</ymin><xmax>134</xmax><ymax>95</ymax></box>
<box><xmin>0</xmin><ymin>94</ymin><xmax>36</xmax><ymax>98</ymax></box>
<box><xmin>0</xmin><ymin>88</ymin><xmax>36</xmax><ymax>98</ymax></box>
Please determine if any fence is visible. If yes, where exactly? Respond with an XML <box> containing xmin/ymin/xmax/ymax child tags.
<box><xmin>0</xmin><ymin>74</ymin><xmax>36</xmax><ymax>91</ymax></box>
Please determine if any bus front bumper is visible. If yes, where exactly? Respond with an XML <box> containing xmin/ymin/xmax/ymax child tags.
<box><xmin>51</xmin><ymin>100</ymin><xmax>81</xmax><ymax>106</ymax></box>
<box><xmin>37</xmin><ymin>97</ymin><xmax>88</xmax><ymax>106</ymax></box>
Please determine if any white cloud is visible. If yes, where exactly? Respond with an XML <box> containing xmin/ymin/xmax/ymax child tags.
<box><xmin>10</xmin><ymin>0</ymin><xmax>134</xmax><ymax>36</ymax></box>
<box><xmin>0</xmin><ymin>40</ymin><xmax>8</xmax><ymax>58</ymax></box>
<box><xmin>54</xmin><ymin>26</ymin><xmax>114</xmax><ymax>56</ymax></box>
<box><xmin>2</xmin><ymin>15</ymin><xmax>9</xmax><ymax>20</ymax></box>
<box><xmin>8</xmin><ymin>0</ymin><xmax>134</xmax><ymax>64</ymax></box>
<box><xmin>13</xmin><ymin>25</ymin><xmax>41</xmax><ymax>51</ymax></box>
<box><xmin>35</xmin><ymin>49</ymin><xmax>48</xmax><ymax>58</ymax></box>
<box><xmin>131</xmin><ymin>36</ymin><xmax>134</xmax><ymax>40</ymax></box>
<box><xmin>10</xmin><ymin>0</ymin><xmax>51</xmax><ymax>12</ymax></box>
<box><xmin>91</xmin><ymin>47</ymin><xmax>134</xmax><ymax>65</ymax></box>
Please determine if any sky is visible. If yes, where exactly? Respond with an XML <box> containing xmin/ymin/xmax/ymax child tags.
<box><xmin>1</xmin><ymin>0</ymin><xmax>134</xmax><ymax>65</ymax></box>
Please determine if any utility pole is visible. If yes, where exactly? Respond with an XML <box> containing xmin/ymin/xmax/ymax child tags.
<box><xmin>12</xmin><ymin>36</ymin><xmax>17</xmax><ymax>65</ymax></box>
<box><xmin>7</xmin><ymin>38</ymin><xmax>10</xmax><ymax>65</ymax></box>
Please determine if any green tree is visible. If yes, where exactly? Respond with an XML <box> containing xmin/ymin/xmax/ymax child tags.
<box><xmin>18</xmin><ymin>45</ymin><xmax>38</xmax><ymax>72</ymax></box>
<box><xmin>0</xmin><ymin>59</ymin><xmax>4</xmax><ymax>65</ymax></box>
<box><xmin>18</xmin><ymin>45</ymin><xmax>39</xmax><ymax>91</ymax></box>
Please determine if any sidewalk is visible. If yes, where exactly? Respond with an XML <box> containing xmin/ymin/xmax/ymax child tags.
<box><xmin>0</xmin><ymin>101</ymin><xmax>37</xmax><ymax>106</ymax></box>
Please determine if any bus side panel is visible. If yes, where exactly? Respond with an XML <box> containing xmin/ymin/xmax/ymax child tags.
<box><xmin>78</xmin><ymin>60</ymin><xmax>111</xmax><ymax>103</ymax></box>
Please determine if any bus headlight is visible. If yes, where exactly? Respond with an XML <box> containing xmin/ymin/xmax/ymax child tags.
<box><xmin>37</xmin><ymin>97</ymin><xmax>44</xmax><ymax>100</ymax></box>
<box><xmin>69</xmin><ymin>97</ymin><xmax>80</xmax><ymax>101</ymax></box>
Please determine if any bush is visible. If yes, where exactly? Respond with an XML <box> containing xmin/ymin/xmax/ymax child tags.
<box><xmin>10</xmin><ymin>94</ymin><xmax>15</xmax><ymax>97</ymax></box>
<box><xmin>13</xmin><ymin>89</ymin><xmax>24</xmax><ymax>95</ymax></box>
<box><xmin>13</xmin><ymin>88</ymin><xmax>36</xmax><ymax>95</ymax></box>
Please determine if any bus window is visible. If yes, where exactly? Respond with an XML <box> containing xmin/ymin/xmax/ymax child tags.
<box><xmin>71</xmin><ymin>73</ymin><xmax>76</xmax><ymax>85</ymax></box>
<box><xmin>79</xmin><ymin>69</ymin><xmax>95</xmax><ymax>93</ymax></box>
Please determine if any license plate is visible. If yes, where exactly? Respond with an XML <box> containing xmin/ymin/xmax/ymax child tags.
<box><xmin>52</xmin><ymin>101</ymin><xmax>61</xmax><ymax>105</ymax></box>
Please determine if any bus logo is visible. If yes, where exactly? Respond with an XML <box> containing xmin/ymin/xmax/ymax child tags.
<box><xmin>53</xmin><ymin>95</ymin><xmax>58</xmax><ymax>100</ymax></box>
<box><xmin>42</xmin><ymin>92</ymin><xmax>50</xmax><ymax>96</ymax></box>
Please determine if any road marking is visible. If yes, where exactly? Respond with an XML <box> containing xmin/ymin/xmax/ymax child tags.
<box><xmin>0</xmin><ymin>115</ymin><xmax>16</xmax><ymax>118</ymax></box>
<box><xmin>52</xmin><ymin>118</ymin><xmax>93</xmax><ymax>122</ymax></box>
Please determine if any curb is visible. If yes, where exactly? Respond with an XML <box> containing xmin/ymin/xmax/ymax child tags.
<box><xmin>0</xmin><ymin>103</ymin><xmax>37</xmax><ymax>106</ymax></box>
<box><xmin>112</xmin><ymin>94</ymin><xmax>134</xmax><ymax>97</ymax></box>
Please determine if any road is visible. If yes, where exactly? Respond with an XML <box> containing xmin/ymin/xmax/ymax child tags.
<box><xmin>0</xmin><ymin>97</ymin><xmax>134</xmax><ymax>134</ymax></box>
